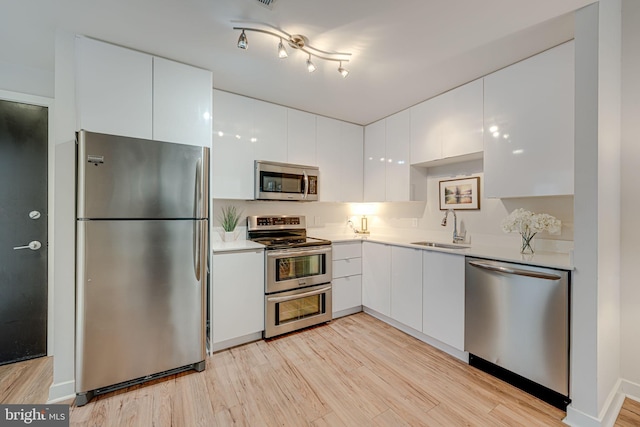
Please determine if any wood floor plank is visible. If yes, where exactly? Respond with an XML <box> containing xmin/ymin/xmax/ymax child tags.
<box><xmin>615</xmin><ymin>398</ymin><xmax>640</xmax><ymax>427</ymax></box>
<box><xmin>8</xmin><ymin>313</ymin><xmax>640</xmax><ymax>426</ymax></box>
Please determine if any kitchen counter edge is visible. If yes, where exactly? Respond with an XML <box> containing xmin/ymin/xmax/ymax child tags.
<box><xmin>323</xmin><ymin>234</ymin><xmax>573</xmax><ymax>271</ymax></box>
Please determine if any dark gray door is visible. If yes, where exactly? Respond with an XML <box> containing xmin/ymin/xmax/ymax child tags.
<box><xmin>0</xmin><ymin>99</ymin><xmax>48</xmax><ymax>365</ymax></box>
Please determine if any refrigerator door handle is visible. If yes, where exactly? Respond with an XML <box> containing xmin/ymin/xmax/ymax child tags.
<box><xmin>194</xmin><ymin>220</ymin><xmax>201</xmax><ymax>281</ymax></box>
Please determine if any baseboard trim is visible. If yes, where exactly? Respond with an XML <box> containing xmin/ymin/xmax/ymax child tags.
<box><xmin>47</xmin><ymin>380</ymin><xmax>75</xmax><ymax>404</ymax></box>
<box><xmin>620</xmin><ymin>379</ymin><xmax>640</xmax><ymax>402</ymax></box>
<box><xmin>563</xmin><ymin>378</ymin><xmax>625</xmax><ymax>427</ymax></box>
<box><xmin>332</xmin><ymin>306</ymin><xmax>362</xmax><ymax>319</ymax></box>
<box><xmin>211</xmin><ymin>331</ymin><xmax>263</xmax><ymax>353</ymax></box>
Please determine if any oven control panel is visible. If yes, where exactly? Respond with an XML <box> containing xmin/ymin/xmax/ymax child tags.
<box><xmin>257</xmin><ymin>217</ymin><xmax>300</xmax><ymax>226</ymax></box>
<box><xmin>248</xmin><ymin>215</ymin><xmax>306</xmax><ymax>231</ymax></box>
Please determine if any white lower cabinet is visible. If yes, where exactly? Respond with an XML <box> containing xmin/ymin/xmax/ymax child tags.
<box><xmin>422</xmin><ymin>251</ymin><xmax>465</xmax><ymax>351</ymax></box>
<box><xmin>332</xmin><ymin>242</ymin><xmax>363</xmax><ymax>317</ymax></box>
<box><xmin>390</xmin><ymin>246</ymin><xmax>423</xmax><ymax>331</ymax></box>
<box><xmin>361</xmin><ymin>241</ymin><xmax>466</xmax><ymax>358</ymax></box>
<box><xmin>362</xmin><ymin>242</ymin><xmax>391</xmax><ymax>316</ymax></box>
<box><xmin>212</xmin><ymin>249</ymin><xmax>264</xmax><ymax>350</ymax></box>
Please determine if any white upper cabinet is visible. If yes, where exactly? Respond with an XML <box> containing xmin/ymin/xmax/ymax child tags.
<box><xmin>287</xmin><ymin>109</ymin><xmax>316</xmax><ymax>166</ymax></box>
<box><xmin>152</xmin><ymin>57</ymin><xmax>212</xmax><ymax>147</ymax></box>
<box><xmin>212</xmin><ymin>91</ymin><xmax>287</xmax><ymax>199</ymax></box>
<box><xmin>252</xmin><ymin>99</ymin><xmax>288</xmax><ymax>163</ymax></box>
<box><xmin>483</xmin><ymin>41</ymin><xmax>574</xmax><ymax>198</ymax></box>
<box><xmin>410</xmin><ymin>79</ymin><xmax>483</xmax><ymax>166</ymax></box>
<box><xmin>75</xmin><ymin>36</ymin><xmax>212</xmax><ymax>147</ymax></box>
<box><xmin>363</xmin><ymin>110</ymin><xmax>412</xmax><ymax>202</ymax></box>
<box><xmin>76</xmin><ymin>36</ymin><xmax>153</xmax><ymax>139</ymax></box>
<box><xmin>316</xmin><ymin>117</ymin><xmax>363</xmax><ymax>202</ymax></box>
<box><xmin>363</xmin><ymin>119</ymin><xmax>386</xmax><ymax>202</ymax></box>
<box><xmin>212</xmin><ymin>91</ymin><xmax>362</xmax><ymax>201</ymax></box>
<box><xmin>212</xmin><ymin>90</ymin><xmax>255</xmax><ymax>199</ymax></box>
<box><xmin>385</xmin><ymin>110</ymin><xmax>411</xmax><ymax>201</ymax></box>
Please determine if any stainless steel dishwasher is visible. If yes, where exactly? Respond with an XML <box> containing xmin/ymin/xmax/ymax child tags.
<box><xmin>465</xmin><ymin>257</ymin><xmax>570</xmax><ymax>410</ymax></box>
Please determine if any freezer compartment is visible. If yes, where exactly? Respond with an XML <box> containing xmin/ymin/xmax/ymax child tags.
<box><xmin>76</xmin><ymin>219</ymin><xmax>207</xmax><ymax>395</ymax></box>
<box><xmin>77</xmin><ymin>130</ymin><xmax>209</xmax><ymax>219</ymax></box>
<box><xmin>465</xmin><ymin>257</ymin><xmax>570</xmax><ymax>404</ymax></box>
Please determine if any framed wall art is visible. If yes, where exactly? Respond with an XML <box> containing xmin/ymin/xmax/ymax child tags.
<box><xmin>439</xmin><ymin>177</ymin><xmax>480</xmax><ymax>210</ymax></box>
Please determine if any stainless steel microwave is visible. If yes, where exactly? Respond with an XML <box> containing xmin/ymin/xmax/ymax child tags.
<box><xmin>255</xmin><ymin>160</ymin><xmax>319</xmax><ymax>201</ymax></box>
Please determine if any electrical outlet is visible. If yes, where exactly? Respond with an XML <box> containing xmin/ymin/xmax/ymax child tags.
<box><xmin>412</xmin><ymin>218</ymin><xmax>418</xmax><ymax>227</ymax></box>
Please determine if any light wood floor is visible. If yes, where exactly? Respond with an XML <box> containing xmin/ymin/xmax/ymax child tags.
<box><xmin>2</xmin><ymin>313</ymin><xmax>640</xmax><ymax>426</ymax></box>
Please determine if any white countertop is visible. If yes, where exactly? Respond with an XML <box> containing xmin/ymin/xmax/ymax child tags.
<box><xmin>211</xmin><ymin>232</ymin><xmax>572</xmax><ymax>270</ymax></box>
<box><xmin>312</xmin><ymin>233</ymin><xmax>573</xmax><ymax>271</ymax></box>
<box><xmin>212</xmin><ymin>239</ymin><xmax>265</xmax><ymax>253</ymax></box>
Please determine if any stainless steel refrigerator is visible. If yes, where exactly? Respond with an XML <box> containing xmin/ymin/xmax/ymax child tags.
<box><xmin>75</xmin><ymin>130</ymin><xmax>208</xmax><ymax>406</ymax></box>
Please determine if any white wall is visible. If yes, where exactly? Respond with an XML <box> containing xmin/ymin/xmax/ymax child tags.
<box><xmin>213</xmin><ymin>161</ymin><xmax>574</xmax><ymax>250</ymax></box>
<box><xmin>620</xmin><ymin>0</ymin><xmax>640</xmax><ymax>392</ymax></box>
<box><xmin>48</xmin><ymin>30</ymin><xmax>77</xmax><ymax>403</ymax></box>
<box><xmin>0</xmin><ymin>60</ymin><xmax>54</xmax><ymax>98</ymax></box>
<box><xmin>566</xmin><ymin>1</ymin><xmax>623</xmax><ymax>425</ymax></box>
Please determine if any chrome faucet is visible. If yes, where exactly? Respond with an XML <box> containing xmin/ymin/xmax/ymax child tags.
<box><xmin>441</xmin><ymin>208</ymin><xmax>465</xmax><ymax>244</ymax></box>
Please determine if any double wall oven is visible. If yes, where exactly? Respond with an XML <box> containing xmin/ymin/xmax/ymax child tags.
<box><xmin>248</xmin><ymin>215</ymin><xmax>332</xmax><ymax>338</ymax></box>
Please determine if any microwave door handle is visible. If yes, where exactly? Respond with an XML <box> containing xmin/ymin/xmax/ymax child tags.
<box><xmin>303</xmin><ymin>170</ymin><xmax>309</xmax><ymax>199</ymax></box>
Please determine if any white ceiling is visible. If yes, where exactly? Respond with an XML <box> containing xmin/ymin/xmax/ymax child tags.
<box><xmin>1</xmin><ymin>0</ymin><xmax>595</xmax><ymax>125</ymax></box>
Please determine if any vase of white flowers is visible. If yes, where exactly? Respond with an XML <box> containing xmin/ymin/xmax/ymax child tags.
<box><xmin>501</xmin><ymin>208</ymin><xmax>561</xmax><ymax>254</ymax></box>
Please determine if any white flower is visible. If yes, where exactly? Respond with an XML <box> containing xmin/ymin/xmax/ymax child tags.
<box><xmin>502</xmin><ymin>208</ymin><xmax>561</xmax><ymax>236</ymax></box>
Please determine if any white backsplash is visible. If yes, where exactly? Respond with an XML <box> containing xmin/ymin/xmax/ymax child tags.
<box><xmin>213</xmin><ymin>159</ymin><xmax>574</xmax><ymax>252</ymax></box>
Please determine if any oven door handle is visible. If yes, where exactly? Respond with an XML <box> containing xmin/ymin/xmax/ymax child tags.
<box><xmin>267</xmin><ymin>286</ymin><xmax>332</xmax><ymax>303</ymax></box>
<box><xmin>267</xmin><ymin>245</ymin><xmax>332</xmax><ymax>258</ymax></box>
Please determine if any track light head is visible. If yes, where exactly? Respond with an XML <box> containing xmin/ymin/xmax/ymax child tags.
<box><xmin>277</xmin><ymin>39</ymin><xmax>288</xmax><ymax>59</ymax></box>
<box><xmin>237</xmin><ymin>30</ymin><xmax>248</xmax><ymax>49</ymax></box>
<box><xmin>338</xmin><ymin>62</ymin><xmax>349</xmax><ymax>78</ymax></box>
<box><xmin>306</xmin><ymin>54</ymin><xmax>316</xmax><ymax>73</ymax></box>
<box><xmin>231</xmin><ymin>21</ymin><xmax>352</xmax><ymax>76</ymax></box>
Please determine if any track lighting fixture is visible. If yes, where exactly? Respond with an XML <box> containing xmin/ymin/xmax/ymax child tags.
<box><xmin>237</xmin><ymin>30</ymin><xmax>248</xmax><ymax>49</ymax></box>
<box><xmin>277</xmin><ymin>38</ymin><xmax>288</xmax><ymax>59</ymax></box>
<box><xmin>338</xmin><ymin>61</ymin><xmax>349</xmax><ymax>78</ymax></box>
<box><xmin>306</xmin><ymin>54</ymin><xmax>316</xmax><ymax>73</ymax></box>
<box><xmin>232</xmin><ymin>20</ymin><xmax>351</xmax><ymax>76</ymax></box>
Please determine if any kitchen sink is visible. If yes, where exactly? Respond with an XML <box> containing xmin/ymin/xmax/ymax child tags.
<box><xmin>411</xmin><ymin>241</ymin><xmax>470</xmax><ymax>250</ymax></box>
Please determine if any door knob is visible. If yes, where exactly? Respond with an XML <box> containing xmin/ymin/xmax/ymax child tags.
<box><xmin>13</xmin><ymin>241</ymin><xmax>42</xmax><ymax>251</ymax></box>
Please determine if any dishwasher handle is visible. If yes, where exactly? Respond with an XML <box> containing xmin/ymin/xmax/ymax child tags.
<box><xmin>468</xmin><ymin>260</ymin><xmax>562</xmax><ymax>281</ymax></box>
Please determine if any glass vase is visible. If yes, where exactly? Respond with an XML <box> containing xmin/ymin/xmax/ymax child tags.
<box><xmin>520</xmin><ymin>232</ymin><xmax>536</xmax><ymax>254</ymax></box>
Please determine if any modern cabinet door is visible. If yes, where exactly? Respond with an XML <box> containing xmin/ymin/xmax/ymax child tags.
<box><xmin>385</xmin><ymin>110</ymin><xmax>411</xmax><ymax>201</ymax></box>
<box><xmin>483</xmin><ymin>41</ymin><xmax>574</xmax><ymax>198</ymax></box>
<box><xmin>390</xmin><ymin>246</ymin><xmax>422</xmax><ymax>331</ymax></box>
<box><xmin>287</xmin><ymin>109</ymin><xmax>316</xmax><ymax>166</ymax></box>
<box><xmin>75</xmin><ymin>36</ymin><xmax>153</xmax><ymax>139</ymax></box>
<box><xmin>410</xmin><ymin>79</ymin><xmax>483</xmax><ymax>165</ymax></box>
<box><xmin>152</xmin><ymin>57</ymin><xmax>212</xmax><ymax>147</ymax></box>
<box><xmin>362</xmin><ymin>242</ymin><xmax>391</xmax><ymax>316</ymax></box>
<box><xmin>341</xmin><ymin>123</ymin><xmax>364</xmax><ymax>202</ymax></box>
<box><xmin>317</xmin><ymin>117</ymin><xmax>363</xmax><ymax>202</ymax></box>
<box><xmin>363</xmin><ymin>119</ymin><xmax>386</xmax><ymax>202</ymax></box>
<box><xmin>212</xmin><ymin>250</ymin><xmax>264</xmax><ymax>345</ymax></box>
<box><xmin>212</xmin><ymin>90</ymin><xmax>255</xmax><ymax>199</ymax></box>
<box><xmin>422</xmin><ymin>251</ymin><xmax>465</xmax><ymax>351</ymax></box>
<box><xmin>333</xmin><ymin>275</ymin><xmax>362</xmax><ymax>314</ymax></box>
<box><xmin>440</xmin><ymin>79</ymin><xmax>483</xmax><ymax>159</ymax></box>
<box><xmin>252</xmin><ymin>99</ymin><xmax>287</xmax><ymax>163</ymax></box>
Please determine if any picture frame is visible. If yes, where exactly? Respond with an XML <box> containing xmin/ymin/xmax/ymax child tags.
<box><xmin>439</xmin><ymin>177</ymin><xmax>480</xmax><ymax>210</ymax></box>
